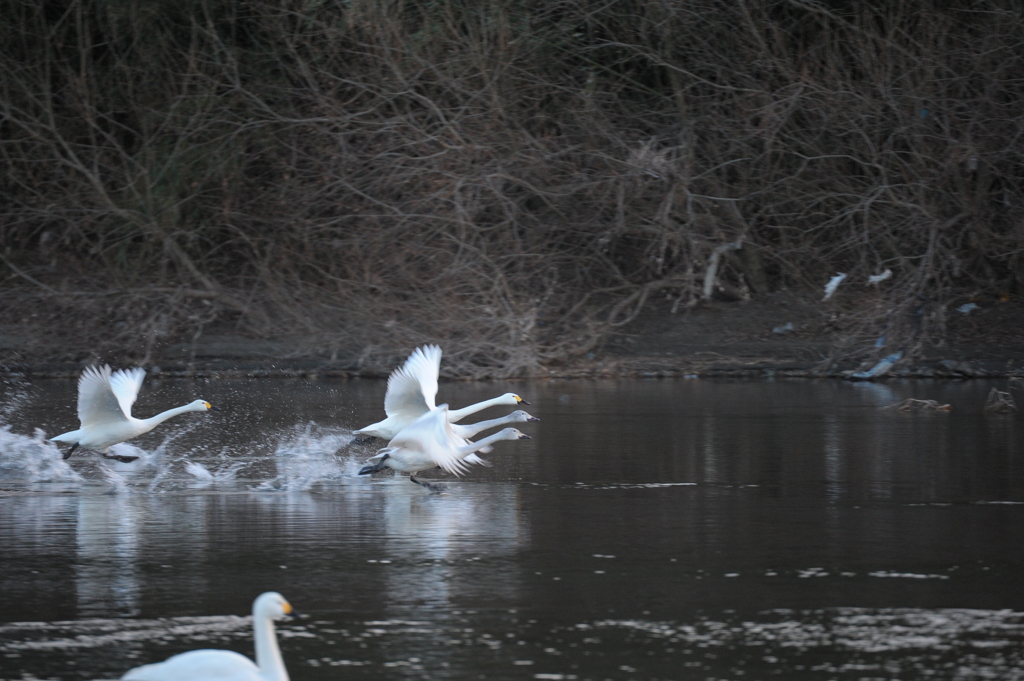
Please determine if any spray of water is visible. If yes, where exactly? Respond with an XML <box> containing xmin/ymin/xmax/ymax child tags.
<box><xmin>97</xmin><ymin>463</ymin><xmax>132</xmax><ymax>494</ymax></box>
<box><xmin>0</xmin><ymin>426</ymin><xmax>83</xmax><ymax>483</ymax></box>
<box><xmin>258</xmin><ymin>422</ymin><xmax>360</xmax><ymax>491</ymax></box>
<box><xmin>184</xmin><ymin>459</ymin><xmax>246</xmax><ymax>486</ymax></box>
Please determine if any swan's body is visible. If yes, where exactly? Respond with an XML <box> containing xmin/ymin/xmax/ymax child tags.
<box><xmin>353</xmin><ymin>345</ymin><xmax>527</xmax><ymax>441</ymax></box>
<box><xmin>50</xmin><ymin>365</ymin><xmax>217</xmax><ymax>463</ymax></box>
<box><xmin>358</xmin><ymin>405</ymin><xmax>531</xmax><ymax>490</ymax></box>
<box><xmin>121</xmin><ymin>592</ymin><xmax>293</xmax><ymax>681</ymax></box>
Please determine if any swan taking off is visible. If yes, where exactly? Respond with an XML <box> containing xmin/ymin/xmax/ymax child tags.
<box><xmin>121</xmin><ymin>591</ymin><xmax>294</xmax><ymax>681</ymax></box>
<box><xmin>452</xmin><ymin>409</ymin><xmax>539</xmax><ymax>465</ymax></box>
<box><xmin>352</xmin><ymin>345</ymin><xmax>528</xmax><ymax>441</ymax></box>
<box><xmin>359</xmin><ymin>405</ymin><xmax>531</xmax><ymax>491</ymax></box>
<box><xmin>50</xmin><ymin>364</ymin><xmax>219</xmax><ymax>464</ymax></box>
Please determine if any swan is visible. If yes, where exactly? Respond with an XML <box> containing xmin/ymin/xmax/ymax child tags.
<box><xmin>358</xmin><ymin>405</ymin><xmax>531</xmax><ymax>491</ymax></box>
<box><xmin>121</xmin><ymin>591</ymin><xmax>293</xmax><ymax>681</ymax></box>
<box><xmin>50</xmin><ymin>364</ymin><xmax>219</xmax><ymax>464</ymax></box>
<box><xmin>452</xmin><ymin>409</ymin><xmax>539</xmax><ymax>465</ymax></box>
<box><xmin>353</xmin><ymin>345</ymin><xmax>528</xmax><ymax>441</ymax></box>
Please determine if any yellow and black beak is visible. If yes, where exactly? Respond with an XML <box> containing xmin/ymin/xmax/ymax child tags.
<box><xmin>204</xmin><ymin>401</ymin><xmax>221</xmax><ymax>411</ymax></box>
<box><xmin>515</xmin><ymin>395</ymin><xmax>530</xmax><ymax>406</ymax></box>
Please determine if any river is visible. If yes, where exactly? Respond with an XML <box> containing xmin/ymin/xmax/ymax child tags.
<box><xmin>1</xmin><ymin>376</ymin><xmax>1022</xmax><ymax>680</ymax></box>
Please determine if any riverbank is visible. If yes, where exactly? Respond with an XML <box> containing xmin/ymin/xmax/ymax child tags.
<box><xmin>4</xmin><ymin>291</ymin><xmax>1022</xmax><ymax>381</ymax></box>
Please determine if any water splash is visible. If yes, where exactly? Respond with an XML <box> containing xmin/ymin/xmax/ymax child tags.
<box><xmin>258</xmin><ymin>422</ymin><xmax>359</xmax><ymax>491</ymax></box>
<box><xmin>0</xmin><ymin>426</ymin><xmax>83</xmax><ymax>483</ymax></box>
<box><xmin>184</xmin><ymin>458</ymin><xmax>245</xmax><ymax>486</ymax></box>
<box><xmin>0</xmin><ymin>383</ymin><xmax>29</xmax><ymax>421</ymax></box>
<box><xmin>96</xmin><ymin>443</ymin><xmax>164</xmax><ymax>472</ymax></box>
<box><xmin>97</xmin><ymin>464</ymin><xmax>131</xmax><ymax>494</ymax></box>
<box><xmin>185</xmin><ymin>460</ymin><xmax>215</xmax><ymax>481</ymax></box>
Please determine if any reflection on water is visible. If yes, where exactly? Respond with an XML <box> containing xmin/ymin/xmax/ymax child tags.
<box><xmin>380</xmin><ymin>482</ymin><xmax>524</xmax><ymax>610</ymax></box>
<box><xmin>76</xmin><ymin>494</ymin><xmax>141</xmax><ymax>618</ymax></box>
<box><xmin>0</xmin><ymin>377</ymin><xmax>1022</xmax><ymax>680</ymax></box>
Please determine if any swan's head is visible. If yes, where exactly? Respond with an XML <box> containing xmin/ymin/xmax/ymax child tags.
<box><xmin>188</xmin><ymin>399</ymin><xmax>220</xmax><ymax>412</ymax></box>
<box><xmin>510</xmin><ymin>410</ymin><xmax>540</xmax><ymax>422</ymax></box>
<box><xmin>505</xmin><ymin>393</ymin><xmax>530</xmax><ymax>406</ymax></box>
<box><xmin>253</xmin><ymin>591</ymin><xmax>294</xmax><ymax>619</ymax></box>
<box><xmin>498</xmin><ymin>428</ymin><xmax>531</xmax><ymax>441</ymax></box>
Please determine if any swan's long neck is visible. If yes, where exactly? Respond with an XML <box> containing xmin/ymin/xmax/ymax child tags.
<box><xmin>448</xmin><ymin>397</ymin><xmax>506</xmax><ymax>424</ymax></box>
<box><xmin>457</xmin><ymin>429</ymin><xmax>514</xmax><ymax>456</ymax></box>
<box><xmin>456</xmin><ymin>414</ymin><xmax>514</xmax><ymax>439</ymax></box>
<box><xmin>254</xmin><ymin>614</ymin><xmax>289</xmax><ymax>681</ymax></box>
<box><xmin>138</xmin><ymin>404</ymin><xmax>196</xmax><ymax>431</ymax></box>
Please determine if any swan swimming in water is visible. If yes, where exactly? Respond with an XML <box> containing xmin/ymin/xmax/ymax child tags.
<box><xmin>50</xmin><ymin>364</ymin><xmax>219</xmax><ymax>464</ymax></box>
<box><xmin>352</xmin><ymin>345</ymin><xmax>528</xmax><ymax>441</ymax></box>
<box><xmin>121</xmin><ymin>591</ymin><xmax>294</xmax><ymax>681</ymax></box>
<box><xmin>359</xmin><ymin>405</ymin><xmax>532</xmax><ymax>491</ymax></box>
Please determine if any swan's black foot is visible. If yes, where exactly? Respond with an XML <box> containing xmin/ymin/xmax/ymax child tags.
<box><xmin>102</xmin><ymin>453</ymin><xmax>139</xmax><ymax>464</ymax></box>
<box><xmin>351</xmin><ymin>436</ymin><xmax>378</xmax><ymax>446</ymax></box>
<box><xmin>359</xmin><ymin>453</ymin><xmax>389</xmax><ymax>475</ymax></box>
<box><xmin>63</xmin><ymin>443</ymin><xmax>79</xmax><ymax>460</ymax></box>
<box><xmin>410</xmin><ymin>476</ymin><xmax>447</xmax><ymax>493</ymax></box>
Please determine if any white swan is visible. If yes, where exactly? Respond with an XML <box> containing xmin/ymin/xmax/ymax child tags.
<box><xmin>358</xmin><ymin>405</ymin><xmax>531</xmax><ymax>491</ymax></box>
<box><xmin>121</xmin><ymin>591</ymin><xmax>293</xmax><ymax>681</ymax></box>
<box><xmin>451</xmin><ymin>409</ymin><xmax>539</xmax><ymax>440</ymax></box>
<box><xmin>50</xmin><ymin>364</ymin><xmax>218</xmax><ymax>464</ymax></box>
<box><xmin>353</xmin><ymin>345</ymin><xmax>527</xmax><ymax>440</ymax></box>
<box><xmin>452</xmin><ymin>409</ymin><xmax>539</xmax><ymax>465</ymax></box>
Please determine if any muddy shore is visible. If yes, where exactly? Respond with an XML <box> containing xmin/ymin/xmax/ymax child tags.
<box><xmin>3</xmin><ymin>292</ymin><xmax>1021</xmax><ymax>381</ymax></box>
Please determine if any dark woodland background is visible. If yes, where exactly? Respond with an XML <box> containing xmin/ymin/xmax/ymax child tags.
<box><xmin>2</xmin><ymin>1</ymin><xmax>1023</xmax><ymax>376</ymax></box>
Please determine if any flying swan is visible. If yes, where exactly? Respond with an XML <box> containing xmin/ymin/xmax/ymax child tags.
<box><xmin>452</xmin><ymin>409</ymin><xmax>539</xmax><ymax>466</ymax></box>
<box><xmin>50</xmin><ymin>364</ymin><xmax>219</xmax><ymax>463</ymax></box>
<box><xmin>358</xmin><ymin>405</ymin><xmax>531</xmax><ymax>491</ymax></box>
<box><xmin>353</xmin><ymin>345</ymin><xmax>527</xmax><ymax>441</ymax></box>
<box><xmin>121</xmin><ymin>591</ymin><xmax>294</xmax><ymax>681</ymax></box>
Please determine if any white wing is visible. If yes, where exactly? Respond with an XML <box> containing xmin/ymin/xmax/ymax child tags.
<box><xmin>383</xmin><ymin>345</ymin><xmax>441</xmax><ymax>420</ymax></box>
<box><xmin>389</xmin><ymin>405</ymin><xmax>469</xmax><ymax>477</ymax></box>
<box><xmin>463</xmin><ymin>452</ymin><xmax>493</xmax><ymax>466</ymax></box>
<box><xmin>109</xmin><ymin>367</ymin><xmax>146</xmax><ymax>419</ymax></box>
<box><xmin>77</xmin><ymin>365</ymin><xmax>126</xmax><ymax>428</ymax></box>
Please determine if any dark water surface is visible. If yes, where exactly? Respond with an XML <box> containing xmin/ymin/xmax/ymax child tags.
<box><xmin>1</xmin><ymin>377</ymin><xmax>1023</xmax><ymax>680</ymax></box>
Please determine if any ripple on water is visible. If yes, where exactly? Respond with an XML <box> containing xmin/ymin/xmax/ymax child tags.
<box><xmin>2</xmin><ymin>608</ymin><xmax>1023</xmax><ymax>680</ymax></box>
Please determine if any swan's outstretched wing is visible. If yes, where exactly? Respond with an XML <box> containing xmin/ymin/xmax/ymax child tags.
<box><xmin>383</xmin><ymin>345</ymin><xmax>441</xmax><ymax>420</ymax></box>
<box><xmin>77</xmin><ymin>365</ymin><xmax>127</xmax><ymax>428</ymax></box>
<box><xmin>109</xmin><ymin>367</ymin><xmax>146</xmax><ymax>419</ymax></box>
<box><xmin>463</xmin><ymin>452</ymin><xmax>493</xmax><ymax>467</ymax></box>
<box><xmin>390</xmin><ymin>405</ymin><xmax>470</xmax><ymax>476</ymax></box>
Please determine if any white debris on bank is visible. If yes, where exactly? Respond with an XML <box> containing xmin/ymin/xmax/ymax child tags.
<box><xmin>822</xmin><ymin>272</ymin><xmax>847</xmax><ymax>300</ymax></box>
<box><xmin>867</xmin><ymin>269</ymin><xmax>893</xmax><ymax>285</ymax></box>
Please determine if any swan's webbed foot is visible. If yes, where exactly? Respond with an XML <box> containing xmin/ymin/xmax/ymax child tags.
<box><xmin>351</xmin><ymin>436</ymin><xmax>378</xmax><ymax>446</ymax></box>
<box><xmin>102</xmin><ymin>453</ymin><xmax>139</xmax><ymax>464</ymax></box>
<box><xmin>63</xmin><ymin>443</ymin><xmax>79</xmax><ymax>460</ymax></box>
<box><xmin>410</xmin><ymin>476</ymin><xmax>447</xmax><ymax>493</ymax></box>
<box><xmin>358</xmin><ymin>453</ymin><xmax>390</xmax><ymax>475</ymax></box>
